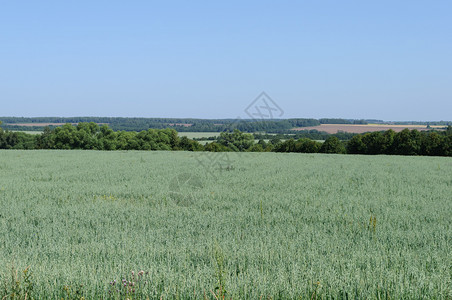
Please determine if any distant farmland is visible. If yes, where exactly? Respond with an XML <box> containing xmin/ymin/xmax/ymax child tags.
<box><xmin>293</xmin><ymin>123</ymin><xmax>446</xmax><ymax>134</ymax></box>
<box><xmin>7</xmin><ymin>122</ymin><xmax>107</xmax><ymax>127</ymax></box>
<box><xmin>7</xmin><ymin>123</ymin><xmax>74</xmax><ymax>126</ymax></box>
<box><xmin>178</xmin><ymin>132</ymin><xmax>219</xmax><ymax>139</ymax></box>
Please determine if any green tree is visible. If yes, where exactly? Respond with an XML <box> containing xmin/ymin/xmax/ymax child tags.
<box><xmin>257</xmin><ymin>139</ymin><xmax>267</xmax><ymax>148</ymax></box>
<box><xmin>99</xmin><ymin>125</ymin><xmax>117</xmax><ymax>150</ymax></box>
<box><xmin>166</xmin><ymin>128</ymin><xmax>180</xmax><ymax>149</ymax></box>
<box><xmin>53</xmin><ymin>124</ymin><xmax>76</xmax><ymax>149</ymax></box>
<box><xmin>178</xmin><ymin>136</ymin><xmax>203</xmax><ymax>151</ymax></box>
<box><xmin>75</xmin><ymin>123</ymin><xmax>100</xmax><ymax>149</ymax></box>
<box><xmin>320</xmin><ymin>136</ymin><xmax>346</xmax><ymax>154</ymax></box>
<box><xmin>248</xmin><ymin>144</ymin><xmax>264</xmax><ymax>152</ymax></box>
<box><xmin>204</xmin><ymin>142</ymin><xmax>231</xmax><ymax>152</ymax></box>
<box><xmin>270</xmin><ymin>137</ymin><xmax>281</xmax><ymax>145</ymax></box>
<box><xmin>0</xmin><ymin>121</ymin><xmax>4</xmax><ymax>148</ymax></box>
<box><xmin>446</xmin><ymin>126</ymin><xmax>452</xmax><ymax>136</ymax></box>
<box><xmin>392</xmin><ymin>129</ymin><xmax>421</xmax><ymax>155</ymax></box>
<box><xmin>420</xmin><ymin>132</ymin><xmax>443</xmax><ymax>156</ymax></box>
<box><xmin>36</xmin><ymin>127</ymin><xmax>55</xmax><ymax>149</ymax></box>
<box><xmin>361</xmin><ymin>132</ymin><xmax>385</xmax><ymax>154</ymax></box>
<box><xmin>444</xmin><ymin>134</ymin><xmax>452</xmax><ymax>156</ymax></box>
<box><xmin>116</xmin><ymin>131</ymin><xmax>139</xmax><ymax>150</ymax></box>
<box><xmin>273</xmin><ymin>139</ymin><xmax>295</xmax><ymax>152</ymax></box>
<box><xmin>294</xmin><ymin>138</ymin><xmax>321</xmax><ymax>153</ymax></box>
<box><xmin>381</xmin><ymin>129</ymin><xmax>395</xmax><ymax>154</ymax></box>
<box><xmin>347</xmin><ymin>135</ymin><xmax>366</xmax><ymax>154</ymax></box>
<box><xmin>217</xmin><ymin>129</ymin><xmax>254</xmax><ymax>151</ymax></box>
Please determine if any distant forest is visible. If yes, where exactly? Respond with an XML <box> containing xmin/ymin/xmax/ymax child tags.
<box><xmin>1</xmin><ymin>121</ymin><xmax>451</xmax><ymax>156</ymax></box>
<box><xmin>0</xmin><ymin>117</ymin><xmax>374</xmax><ymax>133</ymax></box>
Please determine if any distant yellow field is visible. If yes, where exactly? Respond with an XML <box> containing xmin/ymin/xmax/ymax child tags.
<box><xmin>293</xmin><ymin>124</ymin><xmax>446</xmax><ymax>134</ymax></box>
<box><xmin>367</xmin><ymin>123</ymin><xmax>444</xmax><ymax>128</ymax></box>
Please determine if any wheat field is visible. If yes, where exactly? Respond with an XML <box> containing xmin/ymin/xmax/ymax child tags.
<box><xmin>0</xmin><ymin>150</ymin><xmax>451</xmax><ymax>299</ymax></box>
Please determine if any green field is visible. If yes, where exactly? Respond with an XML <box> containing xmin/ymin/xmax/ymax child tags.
<box><xmin>178</xmin><ymin>132</ymin><xmax>219</xmax><ymax>139</ymax></box>
<box><xmin>11</xmin><ymin>130</ymin><xmax>43</xmax><ymax>135</ymax></box>
<box><xmin>0</xmin><ymin>150</ymin><xmax>451</xmax><ymax>299</ymax></box>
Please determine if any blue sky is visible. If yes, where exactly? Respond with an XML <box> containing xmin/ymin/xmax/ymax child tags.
<box><xmin>1</xmin><ymin>1</ymin><xmax>451</xmax><ymax>120</ymax></box>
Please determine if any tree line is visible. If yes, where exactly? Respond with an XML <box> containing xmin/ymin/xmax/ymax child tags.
<box><xmin>272</xmin><ymin>127</ymin><xmax>452</xmax><ymax>156</ymax></box>
<box><xmin>0</xmin><ymin>117</ymin><xmax>372</xmax><ymax>133</ymax></box>
<box><xmin>0</xmin><ymin>122</ymin><xmax>451</xmax><ymax>156</ymax></box>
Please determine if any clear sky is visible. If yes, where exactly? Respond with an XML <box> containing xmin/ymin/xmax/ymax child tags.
<box><xmin>1</xmin><ymin>1</ymin><xmax>451</xmax><ymax>121</ymax></box>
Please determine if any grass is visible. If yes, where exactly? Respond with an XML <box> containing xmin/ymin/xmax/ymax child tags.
<box><xmin>178</xmin><ymin>132</ymin><xmax>220</xmax><ymax>139</ymax></box>
<box><xmin>0</xmin><ymin>150</ymin><xmax>451</xmax><ymax>299</ymax></box>
<box><xmin>10</xmin><ymin>131</ymin><xmax>43</xmax><ymax>135</ymax></box>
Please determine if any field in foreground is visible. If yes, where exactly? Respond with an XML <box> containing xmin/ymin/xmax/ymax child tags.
<box><xmin>0</xmin><ymin>151</ymin><xmax>451</xmax><ymax>299</ymax></box>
